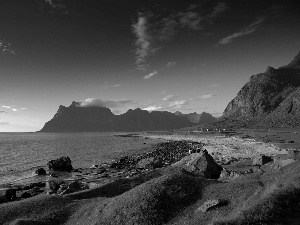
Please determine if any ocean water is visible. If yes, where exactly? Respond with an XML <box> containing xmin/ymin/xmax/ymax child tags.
<box><xmin>0</xmin><ymin>132</ymin><xmax>159</xmax><ymax>186</ymax></box>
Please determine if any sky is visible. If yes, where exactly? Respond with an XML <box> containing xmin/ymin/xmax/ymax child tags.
<box><xmin>1</xmin><ymin>0</ymin><xmax>300</xmax><ymax>132</ymax></box>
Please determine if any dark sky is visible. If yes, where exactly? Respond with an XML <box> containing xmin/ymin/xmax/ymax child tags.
<box><xmin>1</xmin><ymin>0</ymin><xmax>300</xmax><ymax>131</ymax></box>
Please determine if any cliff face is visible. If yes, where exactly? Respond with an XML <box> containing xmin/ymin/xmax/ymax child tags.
<box><xmin>216</xmin><ymin>51</ymin><xmax>300</xmax><ymax>128</ymax></box>
<box><xmin>174</xmin><ymin>111</ymin><xmax>216</xmax><ymax>124</ymax></box>
<box><xmin>40</xmin><ymin>103</ymin><xmax>193</xmax><ymax>132</ymax></box>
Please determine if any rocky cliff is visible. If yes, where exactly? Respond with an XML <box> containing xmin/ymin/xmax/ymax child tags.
<box><xmin>212</xmin><ymin>51</ymin><xmax>300</xmax><ymax>129</ymax></box>
<box><xmin>40</xmin><ymin>102</ymin><xmax>193</xmax><ymax>132</ymax></box>
<box><xmin>174</xmin><ymin>111</ymin><xmax>216</xmax><ymax>124</ymax></box>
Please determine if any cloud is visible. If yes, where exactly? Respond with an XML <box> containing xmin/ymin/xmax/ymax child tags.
<box><xmin>0</xmin><ymin>122</ymin><xmax>10</xmax><ymax>125</ymax></box>
<box><xmin>208</xmin><ymin>84</ymin><xmax>220</xmax><ymax>88</ymax></box>
<box><xmin>216</xmin><ymin>17</ymin><xmax>266</xmax><ymax>46</ymax></box>
<box><xmin>132</xmin><ymin>3</ymin><xmax>227</xmax><ymax>70</ymax></box>
<box><xmin>162</xmin><ymin>94</ymin><xmax>178</xmax><ymax>101</ymax></box>
<box><xmin>0</xmin><ymin>111</ymin><xmax>5</xmax><ymax>113</ymax></box>
<box><xmin>2</xmin><ymin>105</ymin><xmax>19</xmax><ymax>111</ymax></box>
<box><xmin>132</xmin><ymin>12</ymin><xmax>155</xmax><ymax>70</ymax></box>
<box><xmin>197</xmin><ymin>94</ymin><xmax>215</xmax><ymax>99</ymax></box>
<box><xmin>166</xmin><ymin>62</ymin><xmax>176</xmax><ymax>68</ymax></box>
<box><xmin>144</xmin><ymin>70</ymin><xmax>158</xmax><ymax>79</ymax></box>
<box><xmin>208</xmin><ymin>2</ymin><xmax>227</xmax><ymax>21</ymax></box>
<box><xmin>79</xmin><ymin>98</ymin><xmax>132</xmax><ymax>109</ymax></box>
<box><xmin>143</xmin><ymin>98</ymin><xmax>193</xmax><ymax>112</ymax></box>
<box><xmin>143</xmin><ymin>105</ymin><xmax>163</xmax><ymax>111</ymax></box>
<box><xmin>0</xmin><ymin>40</ymin><xmax>16</xmax><ymax>55</ymax></box>
<box><xmin>177</xmin><ymin>11</ymin><xmax>203</xmax><ymax>30</ymax></box>
<box><xmin>40</xmin><ymin>0</ymin><xmax>68</xmax><ymax>14</ymax></box>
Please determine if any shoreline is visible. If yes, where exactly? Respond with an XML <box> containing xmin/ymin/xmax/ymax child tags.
<box><xmin>0</xmin><ymin>131</ymin><xmax>288</xmax><ymax>203</ymax></box>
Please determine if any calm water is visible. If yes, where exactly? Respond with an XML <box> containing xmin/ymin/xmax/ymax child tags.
<box><xmin>0</xmin><ymin>132</ymin><xmax>160</xmax><ymax>185</ymax></box>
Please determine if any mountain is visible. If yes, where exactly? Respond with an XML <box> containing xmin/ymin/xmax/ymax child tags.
<box><xmin>210</xmin><ymin>51</ymin><xmax>300</xmax><ymax>129</ymax></box>
<box><xmin>174</xmin><ymin>111</ymin><xmax>216</xmax><ymax>124</ymax></box>
<box><xmin>40</xmin><ymin>102</ymin><xmax>193</xmax><ymax>132</ymax></box>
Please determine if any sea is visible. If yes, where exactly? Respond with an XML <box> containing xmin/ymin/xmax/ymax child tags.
<box><xmin>0</xmin><ymin>132</ymin><xmax>161</xmax><ymax>187</ymax></box>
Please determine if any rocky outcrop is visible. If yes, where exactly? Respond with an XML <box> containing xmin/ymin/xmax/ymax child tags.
<box><xmin>173</xmin><ymin>152</ymin><xmax>223</xmax><ymax>179</ymax></box>
<box><xmin>210</xmin><ymin>51</ymin><xmax>300</xmax><ymax>129</ymax></box>
<box><xmin>47</xmin><ymin>156</ymin><xmax>73</xmax><ymax>171</ymax></box>
<box><xmin>40</xmin><ymin>103</ymin><xmax>193</xmax><ymax>132</ymax></box>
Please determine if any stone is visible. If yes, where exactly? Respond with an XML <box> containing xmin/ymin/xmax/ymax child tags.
<box><xmin>173</xmin><ymin>152</ymin><xmax>223</xmax><ymax>179</ymax></box>
<box><xmin>136</xmin><ymin>157</ymin><xmax>163</xmax><ymax>169</ymax></box>
<box><xmin>252</xmin><ymin>155</ymin><xmax>273</xmax><ymax>166</ymax></box>
<box><xmin>197</xmin><ymin>199</ymin><xmax>220</xmax><ymax>212</ymax></box>
<box><xmin>47</xmin><ymin>156</ymin><xmax>73</xmax><ymax>171</ymax></box>
<box><xmin>34</xmin><ymin>168</ymin><xmax>47</xmax><ymax>175</ymax></box>
<box><xmin>6</xmin><ymin>189</ymin><xmax>16</xmax><ymax>201</ymax></box>
<box><xmin>46</xmin><ymin>177</ymin><xmax>64</xmax><ymax>192</ymax></box>
<box><xmin>21</xmin><ymin>192</ymin><xmax>32</xmax><ymax>199</ymax></box>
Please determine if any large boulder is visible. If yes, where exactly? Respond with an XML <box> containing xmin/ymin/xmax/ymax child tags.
<box><xmin>34</xmin><ymin>168</ymin><xmax>46</xmax><ymax>175</ymax></box>
<box><xmin>47</xmin><ymin>156</ymin><xmax>73</xmax><ymax>171</ymax></box>
<box><xmin>173</xmin><ymin>152</ymin><xmax>223</xmax><ymax>179</ymax></box>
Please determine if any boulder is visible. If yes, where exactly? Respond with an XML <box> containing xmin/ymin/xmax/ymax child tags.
<box><xmin>173</xmin><ymin>152</ymin><xmax>223</xmax><ymax>179</ymax></box>
<box><xmin>34</xmin><ymin>168</ymin><xmax>46</xmax><ymax>175</ymax></box>
<box><xmin>252</xmin><ymin>155</ymin><xmax>273</xmax><ymax>166</ymax></box>
<box><xmin>21</xmin><ymin>192</ymin><xmax>32</xmax><ymax>199</ymax></box>
<box><xmin>47</xmin><ymin>156</ymin><xmax>73</xmax><ymax>171</ymax></box>
<box><xmin>6</xmin><ymin>189</ymin><xmax>16</xmax><ymax>201</ymax></box>
<box><xmin>136</xmin><ymin>157</ymin><xmax>163</xmax><ymax>169</ymax></box>
<box><xmin>45</xmin><ymin>177</ymin><xmax>64</xmax><ymax>192</ymax></box>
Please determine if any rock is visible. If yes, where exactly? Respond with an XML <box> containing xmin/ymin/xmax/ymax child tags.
<box><xmin>252</xmin><ymin>155</ymin><xmax>273</xmax><ymax>166</ymax></box>
<box><xmin>47</xmin><ymin>156</ymin><xmax>73</xmax><ymax>171</ymax></box>
<box><xmin>21</xmin><ymin>192</ymin><xmax>32</xmax><ymax>199</ymax></box>
<box><xmin>136</xmin><ymin>157</ymin><xmax>163</xmax><ymax>169</ymax></box>
<box><xmin>34</xmin><ymin>168</ymin><xmax>46</xmax><ymax>175</ymax></box>
<box><xmin>46</xmin><ymin>177</ymin><xmax>64</xmax><ymax>192</ymax></box>
<box><xmin>197</xmin><ymin>199</ymin><xmax>220</xmax><ymax>212</ymax></box>
<box><xmin>6</xmin><ymin>189</ymin><xmax>16</xmax><ymax>201</ymax></box>
<box><xmin>173</xmin><ymin>152</ymin><xmax>223</xmax><ymax>179</ymax></box>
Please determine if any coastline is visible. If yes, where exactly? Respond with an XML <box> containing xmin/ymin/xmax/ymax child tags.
<box><xmin>1</xmin><ymin>130</ymin><xmax>299</xmax><ymax>224</ymax></box>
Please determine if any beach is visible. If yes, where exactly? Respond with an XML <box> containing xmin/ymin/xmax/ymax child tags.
<box><xmin>1</xmin><ymin>131</ymin><xmax>299</xmax><ymax>225</ymax></box>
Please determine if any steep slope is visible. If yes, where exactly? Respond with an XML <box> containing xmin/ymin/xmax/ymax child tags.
<box><xmin>213</xmin><ymin>51</ymin><xmax>300</xmax><ymax>129</ymax></box>
<box><xmin>40</xmin><ymin>103</ymin><xmax>193</xmax><ymax>132</ymax></box>
<box><xmin>174</xmin><ymin>111</ymin><xmax>216</xmax><ymax>124</ymax></box>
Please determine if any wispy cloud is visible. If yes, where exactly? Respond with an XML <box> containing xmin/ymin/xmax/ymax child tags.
<box><xmin>208</xmin><ymin>84</ymin><xmax>220</xmax><ymax>88</ymax></box>
<box><xmin>40</xmin><ymin>0</ymin><xmax>68</xmax><ymax>14</ymax></box>
<box><xmin>0</xmin><ymin>40</ymin><xmax>16</xmax><ymax>55</ymax></box>
<box><xmin>79</xmin><ymin>98</ymin><xmax>132</xmax><ymax>109</ymax></box>
<box><xmin>216</xmin><ymin>17</ymin><xmax>266</xmax><ymax>46</ymax></box>
<box><xmin>166</xmin><ymin>62</ymin><xmax>177</xmax><ymax>68</ymax></box>
<box><xmin>0</xmin><ymin>122</ymin><xmax>10</xmax><ymax>125</ymax></box>
<box><xmin>2</xmin><ymin>105</ymin><xmax>19</xmax><ymax>111</ymax></box>
<box><xmin>197</xmin><ymin>94</ymin><xmax>215</xmax><ymax>99</ymax></box>
<box><xmin>207</xmin><ymin>2</ymin><xmax>228</xmax><ymax>22</ymax></box>
<box><xmin>144</xmin><ymin>70</ymin><xmax>158</xmax><ymax>79</ymax></box>
<box><xmin>162</xmin><ymin>94</ymin><xmax>178</xmax><ymax>101</ymax></box>
<box><xmin>132</xmin><ymin>12</ymin><xmax>155</xmax><ymax>71</ymax></box>
<box><xmin>132</xmin><ymin>2</ymin><xmax>227</xmax><ymax>70</ymax></box>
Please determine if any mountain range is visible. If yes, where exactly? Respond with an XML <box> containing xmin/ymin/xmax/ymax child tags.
<box><xmin>40</xmin><ymin>102</ymin><xmax>212</xmax><ymax>132</ymax></box>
